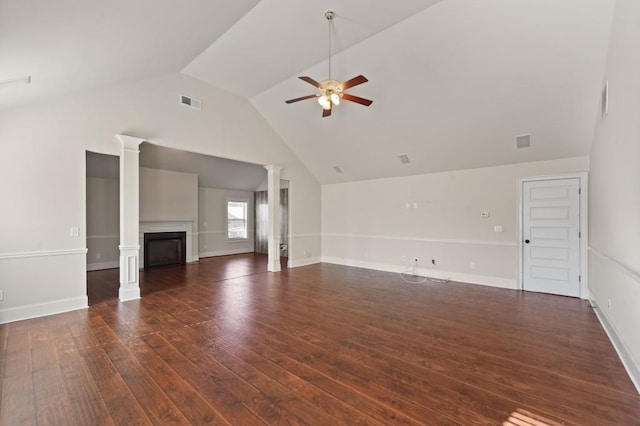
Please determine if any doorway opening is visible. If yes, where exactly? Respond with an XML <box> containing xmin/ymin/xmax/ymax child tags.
<box><xmin>86</xmin><ymin>143</ymin><xmax>289</xmax><ymax>305</ymax></box>
<box><xmin>254</xmin><ymin>179</ymin><xmax>290</xmax><ymax>269</ymax></box>
<box><xmin>86</xmin><ymin>151</ymin><xmax>120</xmax><ymax>305</ymax></box>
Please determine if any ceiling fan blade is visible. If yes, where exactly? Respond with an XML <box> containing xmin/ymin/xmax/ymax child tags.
<box><xmin>285</xmin><ymin>94</ymin><xmax>318</xmax><ymax>104</ymax></box>
<box><xmin>342</xmin><ymin>93</ymin><xmax>373</xmax><ymax>106</ymax></box>
<box><xmin>299</xmin><ymin>76</ymin><xmax>325</xmax><ymax>89</ymax></box>
<box><xmin>322</xmin><ymin>102</ymin><xmax>332</xmax><ymax>118</ymax></box>
<box><xmin>339</xmin><ymin>75</ymin><xmax>368</xmax><ymax>90</ymax></box>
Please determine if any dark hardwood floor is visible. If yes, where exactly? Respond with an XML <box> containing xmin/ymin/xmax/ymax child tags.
<box><xmin>87</xmin><ymin>253</ymin><xmax>280</xmax><ymax>305</ymax></box>
<box><xmin>2</xmin><ymin>255</ymin><xmax>639</xmax><ymax>425</ymax></box>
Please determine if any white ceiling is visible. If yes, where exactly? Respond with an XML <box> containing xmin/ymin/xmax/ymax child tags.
<box><xmin>3</xmin><ymin>0</ymin><xmax>615</xmax><ymax>184</ymax></box>
<box><xmin>0</xmin><ymin>0</ymin><xmax>259</xmax><ymax>109</ymax></box>
<box><xmin>182</xmin><ymin>0</ymin><xmax>444</xmax><ymax>98</ymax></box>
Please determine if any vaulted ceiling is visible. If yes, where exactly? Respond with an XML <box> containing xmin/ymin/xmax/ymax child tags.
<box><xmin>1</xmin><ymin>0</ymin><xmax>615</xmax><ymax>184</ymax></box>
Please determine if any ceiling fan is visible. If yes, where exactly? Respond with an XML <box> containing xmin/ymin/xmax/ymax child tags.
<box><xmin>285</xmin><ymin>10</ymin><xmax>373</xmax><ymax>118</ymax></box>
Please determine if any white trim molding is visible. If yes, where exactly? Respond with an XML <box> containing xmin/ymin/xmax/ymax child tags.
<box><xmin>0</xmin><ymin>248</ymin><xmax>87</xmax><ymax>260</ymax></box>
<box><xmin>0</xmin><ymin>296</ymin><xmax>88</xmax><ymax>325</ymax></box>
<box><xmin>199</xmin><ymin>248</ymin><xmax>254</xmax><ymax>258</ymax></box>
<box><xmin>589</xmin><ymin>246</ymin><xmax>640</xmax><ymax>393</ymax></box>
<box><xmin>290</xmin><ymin>233</ymin><xmax>322</xmax><ymax>239</ymax></box>
<box><xmin>86</xmin><ymin>261</ymin><xmax>119</xmax><ymax>271</ymax></box>
<box><xmin>517</xmin><ymin>172</ymin><xmax>589</xmax><ymax>299</ymax></box>
<box><xmin>322</xmin><ymin>233</ymin><xmax>515</xmax><ymax>247</ymax></box>
<box><xmin>199</xmin><ymin>230</ymin><xmax>227</xmax><ymax>236</ymax></box>
<box><xmin>288</xmin><ymin>256</ymin><xmax>322</xmax><ymax>268</ymax></box>
<box><xmin>321</xmin><ymin>256</ymin><xmax>517</xmax><ymax>290</ymax></box>
<box><xmin>86</xmin><ymin>234</ymin><xmax>119</xmax><ymax>240</ymax></box>
<box><xmin>591</xmin><ymin>298</ymin><xmax>640</xmax><ymax>394</ymax></box>
<box><xmin>590</xmin><ymin>246</ymin><xmax>640</xmax><ymax>285</ymax></box>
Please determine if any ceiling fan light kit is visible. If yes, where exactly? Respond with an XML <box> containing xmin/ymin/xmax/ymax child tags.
<box><xmin>285</xmin><ymin>10</ymin><xmax>373</xmax><ymax>117</ymax></box>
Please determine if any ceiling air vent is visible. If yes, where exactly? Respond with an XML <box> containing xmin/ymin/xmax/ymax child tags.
<box><xmin>398</xmin><ymin>154</ymin><xmax>410</xmax><ymax>164</ymax></box>
<box><xmin>180</xmin><ymin>95</ymin><xmax>202</xmax><ymax>111</ymax></box>
<box><xmin>332</xmin><ymin>165</ymin><xmax>343</xmax><ymax>174</ymax></box>
<box><xmin>516</xmin><ymin>134</ymin><xmax>531</xmax><ymax>149</ymax></box>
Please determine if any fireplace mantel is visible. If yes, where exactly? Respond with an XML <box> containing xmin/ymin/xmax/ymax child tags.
<box><xmin>139</xmin><ymin>221</ymin><xmax>197</xmax><ymax>269</ymax></box>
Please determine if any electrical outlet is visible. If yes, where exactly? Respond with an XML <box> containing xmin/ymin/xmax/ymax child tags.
<box><xmin>95</xmin><ymin>253</ymin><xmax>101</xmax><ymax>260</ymax></box>
<box><xmin>402</xmin><ymin>255</ymin><xmax>406</xmax><ymax>263</ymax></box>
<box><xmin>470</xmin><ymin>262</ymin><xmax>476</xmax><ymax>270</ymax></box>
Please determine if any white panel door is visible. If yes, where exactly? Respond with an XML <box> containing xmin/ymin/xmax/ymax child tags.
<box><xmin>522</xmin><ymin>178</ymin><xmax>581</xmax><ymax>297</ymax></box>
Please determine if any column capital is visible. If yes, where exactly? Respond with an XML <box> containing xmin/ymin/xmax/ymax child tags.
<box><xmin>116</xmin><ymin>134</ymin><xmax>145</xmax><ymax>151</ymax></box>
<box><xmin>264</xmin><ymin>165</ymin><xmax>283</xmax><ymax>174</ymax></box>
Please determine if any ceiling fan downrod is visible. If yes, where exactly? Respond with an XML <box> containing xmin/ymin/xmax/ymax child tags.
<box><xmin>325</xmin><ymin>10</ymin><xmax>335</xmax><ymax>81</ymax></box>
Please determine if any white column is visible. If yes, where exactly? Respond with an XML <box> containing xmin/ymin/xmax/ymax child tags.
<box><xmin>117</xmin><ymin>134</ymin><xmax>144</xmax><ymax>301</ymax></box>
<box><xmin>264</xmin><ymin>165</ymin><xmax>282</xmax><ymax>272</ymax></box>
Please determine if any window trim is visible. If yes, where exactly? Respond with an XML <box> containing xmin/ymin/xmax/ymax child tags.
<box><xmin>226</xmin><ymin>199</ymin><xmax>249</xmax><ymax>241</ymax></box>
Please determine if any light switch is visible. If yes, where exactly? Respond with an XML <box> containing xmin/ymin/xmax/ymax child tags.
<box><xmin>494</xmin><ymin>225</ymin><xmax>503</xmax><ymax>233</ymax></box>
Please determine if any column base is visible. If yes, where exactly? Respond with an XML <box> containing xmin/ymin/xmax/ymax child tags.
<box><xmin>267</xmin><ymin>237</ymin><xmax>281</xmax><ymax>272</ymax></box>
<box><xmin>119</xmin><ymin>245</ymin><xmax>140</xmax><ymax>301</ymax></box>
<box><xmin>119</xmin><ymin>286</ymin><xmax>141</xmax><ymax>301</ymax></box>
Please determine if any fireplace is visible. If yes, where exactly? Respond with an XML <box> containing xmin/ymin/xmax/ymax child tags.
<box><xmin>144</xmin><ymin>231</ymin><xmax>186</xmax><ymax>269</ymax></box>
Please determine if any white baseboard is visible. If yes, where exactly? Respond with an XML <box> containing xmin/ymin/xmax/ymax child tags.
<box><xmin>288</xmin><ymin>256</ymin><xmax>322</xmax><ymax>268</ymax></box>
<box><xmin>321</xmin><ymin>256</ymin><xmax>517</xmax><ymax>290</ymax></box>
<box><xmin>87</xmin><ymin>260</ymin><xmax>119</xmax><ymax>271</ymax></box>
<box><xmin>0</xmin><ymin>296</ymin><xmax>88</xmax><ymax>324</ymax></box>
<box><xmin>199</xmin><ymin>248</ymin><xmax>254</xmax><ymax>258</ymax></box>
<box><xmin>591</xmin><ymin>299</ymin><xmax>640</xmax><ymax>394</ymax></box>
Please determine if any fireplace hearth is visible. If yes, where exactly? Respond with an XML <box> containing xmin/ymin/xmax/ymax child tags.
<box><xmin>144</xmin><ymin>231</ymin><xmax>186</xmax><ymax>269</ymax></box>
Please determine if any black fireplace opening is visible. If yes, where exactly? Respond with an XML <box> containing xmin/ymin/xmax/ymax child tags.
<box><xmin>144</xmin><ymin>231</ymin><xmax>186</xmax><ymax>269</ymax></box>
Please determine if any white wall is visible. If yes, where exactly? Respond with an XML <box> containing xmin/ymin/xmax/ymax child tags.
<box><xmin>140</xmin><ymin>167</ymin><xmax>198</xmax><ymax>223</ymax></box>
<box><xmin>86</xmin><ymin>177</ymin><xmax>119</xmax><ymax>270</ymax></box>
<box><xmin>322</xmin><ymin>157</ymin><xmax>589</xmax><ymax>288</ymax></box>
<box><xmin>140</xmin><ymin>167</ymin><xmax>199</xmax><ymax>262</ymax></box>
<box><xmin>588</xmin><ymin>0</ymin><xmax>640</xmax><ymax>391</ymax></box>
<box><xmin>0</xmin><ymin>72</ymin><xmax>321</xmax><ymax>323</ymax></box>
<box><xmin>199</xmin><ymin>187</ymin><xmax>255</xmax><ymax>257</ymax></box>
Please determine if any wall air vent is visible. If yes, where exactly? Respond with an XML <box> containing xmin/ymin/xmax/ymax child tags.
<box><xmin>601</xmin><ymin>80</ymin><xmax>609</xmax><ymax>118</ymax></box>
<box><xmin>516</xmin><ymin>134</ymin><xmax>531</xmax><ymax>149</ymax></box>
<box><xmin>332</xmin><ymin>165</ymin><xmax>343</xmax><ymax>174</ymax></box>
<box><xmin>398</xmin><ymin>154</ymin><xmax>410</xmax><ymax>164</ymax></box>
<box><xmin>0</xmin><ymin>75</ymin><xmax>31</xmax><ymax>86</ymax></box>
<box><xmin>180</xmin><ymin>95</ymin><xmax>202</xmax><ymax>111</ymax></box>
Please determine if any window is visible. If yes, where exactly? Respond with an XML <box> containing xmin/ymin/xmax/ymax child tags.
<box><xmin>227</xmin><ymin>200</ymin><xmax>248</xmax><ymax>240</ymax></box>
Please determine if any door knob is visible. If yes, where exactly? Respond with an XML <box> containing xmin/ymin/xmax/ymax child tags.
<box><xmin>525</xmin><ymin>239</ymin><xmax>530</xmax><ymax>244</ymax></box>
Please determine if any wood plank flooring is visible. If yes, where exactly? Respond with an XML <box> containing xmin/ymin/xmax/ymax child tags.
<box><xmin>2</xmin><ymin>254</ymin><xmax>640</xmax><ymax>425</ymax></box>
